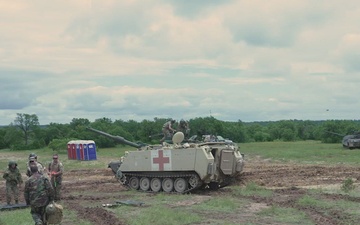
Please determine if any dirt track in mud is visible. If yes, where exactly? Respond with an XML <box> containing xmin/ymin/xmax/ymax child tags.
<box><xmin>235</xmin><ymin>159</ymin><xmax>360</xmax><ymax>225</ymax></box>
<box><xmin>2</xmin><ymin>158</ymin><xmax>360</xmax><ymax>225</ymax></box>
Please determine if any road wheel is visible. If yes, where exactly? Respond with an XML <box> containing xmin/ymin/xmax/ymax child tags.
<box><xmin>139</xmin><ymin>177</ymin><xmax>150</xmax><ymax>191</ymax></box>
<box><xmin>162</xmin><ymin>178</ymin><xmax>174</xmax><ymax>192</ymax></box>
<box><xmin>174</xmin><ymin>178</ymin><xmax>188</xmax><ymax>193</ymax></box>
<box><xmin>150</xmin><ymin>178</ymin><xmax>162</xmax><ymax>192</ymax></box>
<box><xmin>129</xmin><ymin>177</ymin><xmax>139</xmax><ymax>190</ymax></box>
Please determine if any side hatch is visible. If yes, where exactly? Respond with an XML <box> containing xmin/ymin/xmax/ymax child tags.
<box><xmin>220</xmin><ymin>150</ymin><xmax>234</xmax><ymax>175</ymax></box>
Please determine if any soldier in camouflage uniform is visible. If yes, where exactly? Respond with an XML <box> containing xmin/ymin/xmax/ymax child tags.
<box><xmin>24</xmin><ymin>164</ymin><xmax>54</xmax><ymax>225</ymax></box>
<box><xmin>160</xmin><ymin>119</ymin><xmax>176</xmax><ymax>142</ymax></box>
<box><xmin>47</xmin><ymin>154</ymin><xmax>64</xmax><ymax>201</ymax></box>
<box><xmin>26</xmin><ymin>153</ymin><xmax>45</xmax><ymax>177</ymax></box>
<box><xmin>3</xmin><ymin>160</ymin><xmax>23</xmax><ymax>205</ymax></box>
<box><xmin>178</xmin><ymin>119</ymin><xmax>190</xmax><ymax>139</ymax></box>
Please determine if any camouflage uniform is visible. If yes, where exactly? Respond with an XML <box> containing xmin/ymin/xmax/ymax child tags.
<box><xmin>2</xmin><ymin>161</ymin><xmax>23</xmax><ymax>205</ymax></box>
<box><xmin>48</xmin><ymin>155</ymin><xmax>64</xmax><ymax>201</ymax></box>
<box><xmin>178</xmin><ymin>120</ymin><xmax>190</xmax><ymax>138</ymax></box>
<box><xmin>26</xmin><ymin>155</ymin><xmax>45</xmax><ymax>177</ymax></box>
<box><xmin>24</xmin><ymin>170</ymin><xmax>54</xmax><ymax>225</ymax></box>
<box><xmin>160</xmin><ymin>120</ymin><xmax>176</xmax><ymax>142</ymax></box>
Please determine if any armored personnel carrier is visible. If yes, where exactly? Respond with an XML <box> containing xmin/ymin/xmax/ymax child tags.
<box><xmin>87</xmin><ymin>127</ymin><xmax>244</xmax><ymax>193</ymax></box>
<box><xmin>326</xmin><ymin>131</ymin><xmax>360</xmax><ymax>149</ymax></box>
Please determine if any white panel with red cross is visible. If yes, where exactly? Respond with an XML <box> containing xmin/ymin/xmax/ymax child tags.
<box><xmin>151</xmin><ymin>149</ymin><xmax>172</xmax><ymax>171</ymax></box>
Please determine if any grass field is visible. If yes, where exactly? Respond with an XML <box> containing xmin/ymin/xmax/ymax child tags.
<box><xmin>240</xmin><ymin>140</ymin><xmax>360</xmax><ymax>165</ymax></box>
<box><xmin>1</xmin><ymin>141</ymin><xmax>360</xmax><ymax>225</ymax></box>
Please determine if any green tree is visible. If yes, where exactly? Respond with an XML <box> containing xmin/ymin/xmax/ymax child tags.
<box><xmin>70</xmin><ymin>118</ymin><xmax>91</xmax><ymax>129</ymax></box>
<box><xmin>281</xmin><ymin>128</ymin><xmax>296</xmax><ymax>141</ymax></box>
<box><xmin>245</xmin><ymin>123</ymin><xmax>264</xmax><ymax>142</ymax></box>
<box><xmin>278</xmin><ymin>120</ymin><xmax>297</xmax><ymax>141</ymax></box>
<box><xmin>67</xmin><ymin>118</ymin><xmax>91</xmax><ymax>139</ymax></box>
<box><xmin>296</xmin><ymin>120</ymin><xmax>316</xmax><ymax>140</ymax></box>
<box><xmin>48</xmin><ymin>138</ymin><xmax>72</xmax><ymax>151</ymax></box>
<box><xmin>0</xmin><ymin>127</ymin><xmax>10</xmax><ymax>149</ymax></box>
<box><xmin>137</xmin><ymin>119</ymin><xmax>153</xmax><ymax>142</ymax></box>
<box><xmin>223</xmin><ymin>120</ymin><xmax>247</xmax><ymax>143</ymax></box>
<box><xmin>42</xmin><ymin>123</ymin><xmax>71</xmax><ymax>145</ymax></box>
<box><xmin>190</xmin><ymin>117</ymin><xmax>223</xmax><ymax>137</ymax></box>
<box><xmin>13</xmin><ymin>113</ymin><xmax>40</xmax><ymax>146</ymax></box>
<box><xmin>4</xmin><ymin>126</ymin><xmax>23</xmax><ymax>149</ymax></box>
<box><xmin>268</xmin><ymin>123</ymin><xmax>282</xmax><ymax>141</ymax></box>
<box><xmin>253</xmin><ymin>131</ymin><xmax>270</xmax><ymax>142</ymax></box>
<box><xmin>114</xmin><ymin>119</ymin><xmax>142</xmax><ymax>141</ymax></box>
<box><xmin>320</xmin><ymin>120</ymin><xmax>344</xmax><ymax>143</ymax></box>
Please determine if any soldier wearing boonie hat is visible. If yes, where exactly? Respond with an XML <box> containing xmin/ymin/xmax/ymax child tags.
<box><xmin>26</xmin><ymin>153</ymin><xmax>44</xmax><ymax>177</ymax></box>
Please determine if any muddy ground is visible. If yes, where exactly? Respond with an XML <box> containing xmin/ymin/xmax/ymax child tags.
<box><xmin>1</xmin><ymin>157</ymin><xmax>360</xmax><ymax>225</ymax></box>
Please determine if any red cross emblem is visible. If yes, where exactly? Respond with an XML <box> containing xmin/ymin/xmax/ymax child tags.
<box><xmin>152</xmin><ymin>150</ymin><xmax>170</xmax><ymax>171</ymax></box>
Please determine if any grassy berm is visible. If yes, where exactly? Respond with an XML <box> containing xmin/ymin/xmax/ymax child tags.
<box><xmin>1</xmin><ymin>141</ymin><xmax>360</xmax><ymax>225</ymax></box>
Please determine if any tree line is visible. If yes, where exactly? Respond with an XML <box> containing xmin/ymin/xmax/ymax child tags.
<box><xmin>1</xmin><ymin>113</ymin><xmax>360</xmax><ymax>151</ymax></box>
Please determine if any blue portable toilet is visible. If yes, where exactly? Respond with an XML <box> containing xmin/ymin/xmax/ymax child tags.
<box><xmin>76</xmin><ymin>142</ymin><xmax>81</xmax><ymax>160</ymax></box>
<box><xmin>84</xmin><ymin>140</ymin><xmax>97</xmax><ymax>160</ymax></box>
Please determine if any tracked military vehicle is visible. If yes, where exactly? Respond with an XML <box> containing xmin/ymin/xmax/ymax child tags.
<box><xmin>326</xmin><ymin>131</ymin><xmax>360</xmax><ymax>149</ymax></box>
<box><xmin>87</xmin><ymin>127</ymin><xmax>244</xmax><ymax>193</ymax></box>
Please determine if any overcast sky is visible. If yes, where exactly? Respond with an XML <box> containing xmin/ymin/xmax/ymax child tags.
<box><xmin>1</xmin><ymin>0</ymin><xmax>360</xmax><ymax>125</ymax></box>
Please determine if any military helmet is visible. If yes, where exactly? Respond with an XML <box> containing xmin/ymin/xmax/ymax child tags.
<box><xmin>29</xmin><ymin>153</ymin><xmax>37</xmax><ymax>159</ymax></box>
<box><xmin>171</xmin><ymin>119</ymin><xmax>176</xmax><ymax>124</ymax></box>
<box><xmin>29</xmin><ymin>156</ymin><xmax>36</xmax><ymax>162</ymax></box>
<box><xmin>8</xmin><ymin>160</ymin><xmax>17</xmax><ymax>167</ymax></box>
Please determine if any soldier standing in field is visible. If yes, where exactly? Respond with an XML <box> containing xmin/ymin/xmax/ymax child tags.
<box><xmin>47</xmin><ymin>154</ymin><xmax>64</xmax><ymax>202</ymax></box>
<box><xmin>160</xmin><ymin>119</ymin><xmax>176</xmax><ymax>143</ymax></box>
<box><xmin>24</xmin><ymin>164</ymin><xmax>54</xmax><ymax>225</ymax></box>
<box><xmin>3</xmin><ymin>160</ymin><xmax>23</xmax><ymax>205</ymax></box>
<box><xmin>26</xmin><ymin>153</ymin><xmax>45</xmax><ymax>177</ymax></box>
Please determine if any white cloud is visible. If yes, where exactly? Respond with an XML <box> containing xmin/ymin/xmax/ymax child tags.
<box><xmin>1</xmin><ymin>0</ymin><xmax>360</xmax><ymax>125</ymax></box>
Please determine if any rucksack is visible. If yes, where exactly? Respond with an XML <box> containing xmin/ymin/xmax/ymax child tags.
<box><xmin>46</xmin><ymin>201</ymin><xmax>63</xmax><ymax>224</ymax></box>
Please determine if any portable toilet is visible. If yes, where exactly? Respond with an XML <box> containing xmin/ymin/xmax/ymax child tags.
<box><xmin>67</xmin><ymin>142</ymin><xmax>72</xmax><ymax>159</ymax></box>
<box><xmin>76</xmin><ymin>142</ymin><xmax>81</xmax><ymax>160</ymax></box>
<box><xmin>79</xmin><ymin>143</ymin><xmax>85</xmax><ymax>160</ymax></box>
<box><xmin>83</xmin><ymin>140</ymin><xmax>97</xmax><ymax>160</ymax></box>
<box><xmin>67</xmin><ymin>141</ymin><xmax>77</xmax><ymax>160</ymax></box>
<box><xmin>67</xmin><ymin>140</ymin><xmax>97</xmax><ymax>161</ymax></box>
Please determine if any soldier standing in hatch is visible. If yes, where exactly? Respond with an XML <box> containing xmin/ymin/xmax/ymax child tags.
<box><xmin>47</xmin><ymin>154</ymin><xmax>64</xmax><ymax>202</ymax></box>
<box><xmin>178</xmin><ymin>119</ymin><xmax>190</xmax><ymax>139</ymax></box>
<box><xmin>160</xmin><ymin>119</ymin><xmax>176</xmax><ymax>142</ymax></box>
<box><xmin>3</xmin><ymin>160</ymin><xmax>23</xmax><ymax>205</ymax></box>
<box><xmin>24</xmin><ymin>164</ymin><xmax>54</xmax><ymax>225</ymax></box>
